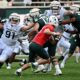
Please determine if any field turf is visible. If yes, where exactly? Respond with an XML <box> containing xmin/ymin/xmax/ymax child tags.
<box><xmin>0</xmin><ymin>56</ymin><xmax>80</xmax><ymax>80</ymax></box>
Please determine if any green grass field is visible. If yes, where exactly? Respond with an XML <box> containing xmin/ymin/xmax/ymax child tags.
<box><xmin>0</xmin><ymin>56</ymin><xmax>80</xmax><ymax>80</ymax></box>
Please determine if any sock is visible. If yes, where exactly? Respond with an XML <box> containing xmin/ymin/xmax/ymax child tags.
<box><xmin>8</xmin><ymin>63</ymin><xmax>11</xmax><ymax>67</ymax></box>
<box><xmin>48</xmin><ymin>63</ymin><xmax>52</xmax><ymax>71</ymax></box>
<box><xmin>44</xmin><ymin>64</ymin><xmax>49</xmax><ymax>70</ymax></box>
<box><xmin>17</xmin><ymin>68</ymin><xmax>22</xmax><ymax>72</ymax></box>
<box><xmin>62</xmin><ymin>49</ymin><xmax>69</xmax><ymax>56</ymax></box>
<box><xmin>62</xmin><ymin>54</ymin><xmax>69</xmax><ymax>64</ymax></box>
<box><xmin>33</xmin><ymin>62</ymin><xmax>38</xmax><ymax>66</ymax></box>
<box><xmin>55</xmin><ymin>64</ymin><xmax>60</xmax><ymax>71</ymax></box>
<box><xmin>76</xmin><ymin>53</ymin><xmax>80</xmax><ymax>63</ymax></box>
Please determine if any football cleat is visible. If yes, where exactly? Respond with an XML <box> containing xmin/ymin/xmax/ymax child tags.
<box><xmin>60</xmin><ymin>63</ymin><xmax>65</xmax><ymax>68</ymax></box>
<box><xmin>31</xmin><ymin>63</ymin><xmax>37</xmax><ymax>71</ymax></box>
<box><xmin>54</xmin><ymin>69</ymin><xmax>62</xmax><ymax>76</ymax></box>
<box><xmin>19</xmin><ymin>59</ymin><xmax>27</xmax><ymax>66</ymax></box>
<box><xmin>6</xmin><ymin>66</ymin><xmax>11</xmax><ymax>69</ymax></box>
<box><xmin>34</xmin><ymin>65</ymin><xmax>45</xmax><ymax>73</ymax></box>
<box><xmin>15</xmin><ymin>69</ymin><xmax>22</xmax><ymax>76</ymax></box>
<box><xmin>42</xmin><ymin>64</ymin><xmax>52</xmax><ymax>73</ymax></box>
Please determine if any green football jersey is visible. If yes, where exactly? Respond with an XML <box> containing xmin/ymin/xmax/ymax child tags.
<box><xmin>36</xmin><ymin>14</ymin><xmax>49</xmax><ymax>31</ymax></box>
<box><xmin>39</xmin><ymin>14</ymin><xmax>49</xmax><ymax>24</ymax></box>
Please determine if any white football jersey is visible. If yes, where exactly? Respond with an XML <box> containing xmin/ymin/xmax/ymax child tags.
<box><xmin>44</xmin><ymin>10</ymin><xmax>53</xmax><ymax>16</ymax></box>
<box><xmin>1</xmin><ymin>20</ymin><xmax>24</xmax><ymax>46</ymax></box>
<box><xmin>62</xmin><ymin>24</ymin><xmax>75</xmax><ymax>39</ymax></box>
<box><xmin>44</xmin><ymin>7</ymin><xmax>67</xmax><ymax>20</ymax></box>
<box><xmin>59</xmin><ymin>7</ymin><xmax>67</xmax><ymax>21</ymax></box>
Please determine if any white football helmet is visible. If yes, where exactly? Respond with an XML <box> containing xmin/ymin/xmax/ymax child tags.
<box><xmin>49</xmin><ymin>15</ymin><xmax>59</xmax><ymax>27</ymax></box>
<box><xmin>24</xmin><ymin>13</ymin><xmax>33</xmax><ymax>25</ymax></box>
<box><xmin>29</xmin><ymin>8</ymin><xmax>40</xmax><ymax>17</ymax></box>
<box><xmin>70</xmin><ymin>4</ymin><xmax>79</xmax><ymax>12</ymax></box>
<box><xmin>50</xmin><ymin>1</ymin><xmax>61</xmax><ymax>15</ymax></box>
<box><xmin>9</xmin><ymin>13</ymin><xmax>20</xmax><ymax>23</ymax></box>
<box><xmin>50</xmin><ymin>1</ymin><xmax>61</xmax><ymax>9</ymax></box>
<box><xmin>24</xmin><ymin>14</ymin><xmax>30</xmax><ymax>19</ymax></box>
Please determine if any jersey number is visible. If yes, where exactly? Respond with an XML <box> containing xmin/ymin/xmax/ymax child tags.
<box><xmin>5</xmin><ymin>30</ymin><xmax>15</xmax><ymax>39</ymax></box>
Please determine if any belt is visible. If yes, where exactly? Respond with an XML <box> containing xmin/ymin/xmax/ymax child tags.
<box><xmin>62</xmin><ymin>35</ymin><xmax>69</xmax><ymax>40</ymax></box>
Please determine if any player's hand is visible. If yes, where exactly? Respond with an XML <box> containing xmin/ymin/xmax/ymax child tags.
<box><xmin>52</xmin><ymin>32</ymin><xmax>61</xmax><ymax>36</ymax></box>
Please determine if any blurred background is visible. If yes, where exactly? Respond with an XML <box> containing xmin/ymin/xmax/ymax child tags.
<box><xmin>0</xmin><ymin>0</ymin><xmax>80</xmax><ymax>18</ymax></box>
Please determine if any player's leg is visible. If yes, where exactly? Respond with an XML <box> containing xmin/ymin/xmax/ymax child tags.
<box><xmin>57</xmin><ymin>37</ymin><xmax>65</xmax><ymax>61</ymax></box>
<box><xmin>0</xmin><ymin>46</ymin><xmax>13</xmax><ymax>69</ymax></box>
<box><xmin>0</xmin><ymin>40</ymin><xmax>9</xmax><ymax>68</ymax></box>
<box><xmin>43</xmin><ymin>41</ymin><xmax>62</xmax><ymax>75</ymax></box>
<box><xmin>15</xmin><ymin>42</ymin><xmax>50</xmax><ymax>76</ymax></box>
<box><xmin>34</xmin><ymin>48</ymin><xmax>48</xmax><ymax>73</ymax></box>
<box><xmin>19</xmin><ymin>39</ymin><xmax>30</xmax><ymax>66</ymax></box>
<box><xmin>48</xmin><ymin>43</ymin><xmax>61</xmax><ymax>75</ymax></box>
<box><xmin>0</xmin><ymin>49</ymin><xmax>4</xmax><ymax>68</ymax></box>
<box><xmin>0</xmin><ymin>48</ymin><xmax>4</xmax><ymax>68</ymax></box>
<box><xmin>57</xmin><ymin>39</ymin><xmax>63</xmax><ymax>56</ymax></box>
<box><xmin>6</xmin><ymin>43</ymin><xmax>21</xmax><ymax>69</ymax></box>
<box><xmin>60</xmin><ymin>36</ymin><xmax>77</xmax><ymax>68</ymax></box>
<box><xmin>6</xmin><ymin>52</ymin><xmax>18</xmax><ymax>69</ymax></box>
<box><xmin>74</xmin><ymin>46</ymin><xmax>80</xmax><ymax>63</ymax></box>
<box><xmin>58</xmin><ymin>37</ymin><xmax>70</xmax><ymax>62</ymax></box>
<box><xmin>60</xmin><ymin>41</ymin><xmax>71</xmax><ymax>68</ymax></box>
<box><xmin>21</xmin><ymin>39</ymin><xmax>29</xmax><ymax>55</ymax></box>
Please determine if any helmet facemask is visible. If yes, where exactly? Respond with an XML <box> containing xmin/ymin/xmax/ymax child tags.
<box><xmin>9</xmin><ymin>13</ymin><xmax>20</xmax><ymax>26</ymax></box>
<box><xmin>24</xmin><ymin>14</ymin><xmax>34</xmax><ymax>25</ymax></box>
<box><xmin>29</xmin><ymin>8</ymin><xmax>41</xmax><ymax>22</ymax></box>
<box><xmin>50</xmin><ymin>1</ymin><xmax>61</xmax><ymax>15</ymax></box>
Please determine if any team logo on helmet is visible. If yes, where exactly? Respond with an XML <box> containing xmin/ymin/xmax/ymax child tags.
<box><xmin>49</xmin><ymin>15</ymin><xmax>59</xmax><ymax>27</ymax></box>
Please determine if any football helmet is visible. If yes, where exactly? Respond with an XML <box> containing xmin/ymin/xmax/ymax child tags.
<box><xmin>50</xmin><ymin>1</ymin><xmax>61</xmax><ymax>15</ymax></box>
<box><xmin>49</xmin><ymin>15</ymin><xmax>59</xmax><ymax>27</ymax></box>
<box><xmin>24</xmin><ymin>13</ymin><xmax>33</xmax><ymax>25</ymax></box>
<box><xmin>9</xmin><ymin>13</ymin><xmax>20</xmax><ymax>23</ymax></box>
<box><xmin>50</xmin><ymin>1</ymin><xmax>61</xmax><ymax>9</ymax></box>
<box><xmin>29</xmin><ymin>8</ymin><xmax>41</xmax><ymax>17</ymax></box>
<box><xmin>70</xmin><ymin>4</ymin><xmax>79</xmax><ymax>12</ymax></box>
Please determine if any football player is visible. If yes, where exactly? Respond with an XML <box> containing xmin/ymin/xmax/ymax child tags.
<box><xmin>0</xmin><ymin>12</ymin><xmax>35</xmax><ymax>69</ymax></box>
<box><xmin>15</xmin><ymin>16</ymin><xmax>62</xmax><ymax>76</ymax></box>
<box><xmin>59</xmin><ymin>4</ymin><xmax>80</xmax><ymax>68</ymax></box>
